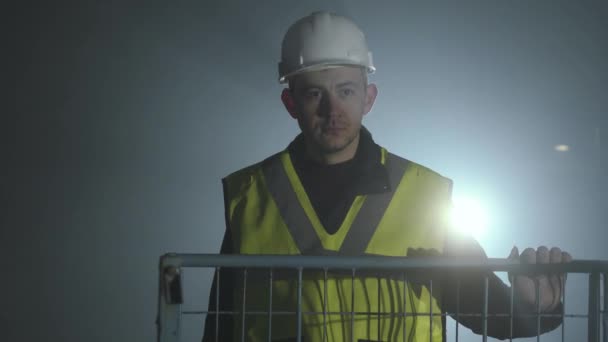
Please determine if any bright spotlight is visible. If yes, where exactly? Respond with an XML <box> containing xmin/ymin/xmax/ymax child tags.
<box><xmin>449</xmin><ymin>196</ymin><xmax>489</xmax><ymax>239</ymax></box>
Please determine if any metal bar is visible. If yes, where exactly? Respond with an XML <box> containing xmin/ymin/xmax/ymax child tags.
<box><xmin>268</xmin><ymin>269</ymin><xmax>273</xmax><ymax>342</ymax></box>
<box><xmin>603</xmin><ymin>273</ymin><xmax>607</xmax><ymax>342</ymax></box>
<box><xmin>509</xmin><ymin>274</ymin><xmax>514</xmax><ymax>342</ymax></box>
<box><xmin>483</xmin><ymin>276</ymin><xmax>488</xmax><ymax>342</ymax></box>
<box><xmin>297</xmin><ymin>267</ymin><xmax>303</xmax><ymax>342</ymax></box>
<box><xmin>158</xmin><ymin>256</ymin><xmax>182</xmax><ymax>342</ymax></box>
<box><xmin>429</xmin><ymin>279</ymin><xmax>433</xmax><ymax>342</ymax></box>
<box><xmin>456</xmin><ymin>279</ymin><xmax>460</xmax><ymax>342</ymax></box>
<box><xmin>562</xmin><ymin>274</ymin><xmax>566</xmax><ymax>342</ymax></box>
<box><xmin>403</xmin><ymin>273</ymin><xmax>407</xmax><ymax>342</ymax></box>
<box><xmin>536</xmin><ymin>279</ymin><xmax>541</xmax><ymax>342</ymax></box>
<box><xmin>351</xmin><ymin>268</ymin><xmax>355</xmax><ymax>342</ymax></box>
<box><xmin>242</xmin><ymin>268</ymin><xmax>247</xmax><ymax>342</ymax></box>
<box><xmin>377</xmin><ymin>276</ymin><xmax>381</xmax><ymax>341</ymax></box>
<box><xmin>323</xmin><ymin>268</ymin><xmax>328</xmax><ymax>342</ymax></box>
<box><xmin>181</xmin><ymin>310</ymin><xmax>585</xmax><ymax>318</ymax></box>
<box><xmin>590</xmin><ymin>272</ymin><xmax>601</xmax><ymax>342</ymax></box>
<box><xmin>168</xmin><ymin>253</ymin><xmax>608</xmax><ymax>273</ymax></box>
<box><xmin>215</xmin><ymin>267</ymin><xmax>220</xmax><ymax>342</ymax></box>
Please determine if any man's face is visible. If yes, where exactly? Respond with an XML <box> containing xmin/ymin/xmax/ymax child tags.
<box><xmin>284</xmin><ymin>66</ymin><xmax>377</xmax><ymax>157</ymax></box>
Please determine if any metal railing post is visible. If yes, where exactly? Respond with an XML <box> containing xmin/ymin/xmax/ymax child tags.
<box><xmin>297</xmin><ymin>267</ymin><xmax>303</xmax><ymax>342</ymax></box>
<box><xmin>268</xmin><ymin>269</ymin><xmax>273</xmax><ymax>342</ymax></box>
<box><xmin>241</xmin><ymin>269</ymin><xmax>248</xmax><ymax>342</ymax></box>
<box><xmin>215</xmin><ymin>267</ymin><xmax>220</xmax><ymax>342</ymax></box>
<box><xmin>482</xmin><ymin>276</ymin><xmax>488</xmax><ymax>342</ymax></box>
<box><xmin>589</xmin><ymin>272</ymin><xmax>601</xmax><ymax>342</ymax></box>
<box><xmin>456</xmin><ymin>279</ymin><xmax>460</xmax><ymax>342</ymax></box>
<box><xmin>603</xmin><ymin>273</ymin><xmax>607</xmax><ymax>342</ymax></box>
<box><xmin>158</xmin><ymin>254</ymin><xmax>183</xmax><ymax>342</ymax></box>
<box><xmin>536</xmin><ymin>280</ymin><xmax>541</xmax><ymax>342</ymax></box>
<box><xmin>351</xmin><ymin>268</ymin><xmax>356</xmax><ymax>342</ymax></box>
<box><xmin>323</xmin><ymin>268</ymin><xmax>328</xmax><ymax>342</ymax></box>
<box><xmin>561</xmin><ymin>275</ymin><xmax>567</xmax><ymax>342</ymax></box>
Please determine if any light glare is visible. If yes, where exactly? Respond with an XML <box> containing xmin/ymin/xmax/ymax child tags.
<box><xmin>450</xmin><ymin>197</ymin><xmax>489</xmax><ymax>239</ymax></box>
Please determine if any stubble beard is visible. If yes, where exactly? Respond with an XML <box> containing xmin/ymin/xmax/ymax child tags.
<box><xmin>315</xmin><ymin>126</ymin><xmax>359</xmax><ymax>154</ymax></box>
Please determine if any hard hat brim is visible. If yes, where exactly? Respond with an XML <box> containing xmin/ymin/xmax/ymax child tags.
<box><xmin>279</xmin><ymin>62</ymin><xmax>376</xmax><ymax>84</ymax></box>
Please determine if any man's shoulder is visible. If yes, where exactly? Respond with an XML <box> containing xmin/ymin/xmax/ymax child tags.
<box><xmin>385</xmin><ymin>149</ymin><xmax>452</xmax><ymax>185</ymax></box>
<box><xmin>222</xmin><ymin>150</ymin><xmax>285</xmax><ymax>185</ymax></box>
<box><xmin>382</xmin><ymin>149</ymin><xmax>453</xmax><ymax>198</ymax></box>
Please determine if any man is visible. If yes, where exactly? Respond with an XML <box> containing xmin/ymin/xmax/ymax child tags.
<box><xmin>202</xmin><ymin>11</ymin><xmax>571</xmax><ymax>342</ymax></box>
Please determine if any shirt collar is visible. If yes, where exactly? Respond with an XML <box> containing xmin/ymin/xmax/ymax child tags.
<box><xmin>287</xmin><ymin>126</ymin><xmax>391</xmax><ymax>195</ymax></box>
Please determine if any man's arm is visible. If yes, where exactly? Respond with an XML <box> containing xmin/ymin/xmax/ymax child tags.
<box><xmin>442</xmin><ymin>233</ymin><xmax>564</xmax><ymax>339</ymax></box>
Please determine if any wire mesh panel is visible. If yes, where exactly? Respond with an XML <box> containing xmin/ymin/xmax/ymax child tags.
<box><xmin>157</xmin><ymin>254</ymin><xmax>608</xmax><ymax>342</ymax></box>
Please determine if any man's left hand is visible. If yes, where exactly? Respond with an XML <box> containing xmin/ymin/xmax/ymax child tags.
<box><xmin>509</xmin><ymin>246</ymin><xmax>572</xmax><ymax>312</ymax></box>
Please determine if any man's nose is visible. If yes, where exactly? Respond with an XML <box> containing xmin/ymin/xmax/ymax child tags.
<box><xmin>319</xmin><ymin>92</ymin><xmax>341</xmax><ymax>118</ymax></box>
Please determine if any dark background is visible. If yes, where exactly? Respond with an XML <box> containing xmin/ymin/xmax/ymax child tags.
<box><xmin>5</xmin><ymin>1</ymin><xmax>607</xmax><ymax>341</ymax></box>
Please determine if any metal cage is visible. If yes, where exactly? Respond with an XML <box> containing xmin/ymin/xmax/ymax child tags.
<box><xmin>157</xmin><ymin>254</ymin><xmax>608</xmax><ymax>342</ymax></box>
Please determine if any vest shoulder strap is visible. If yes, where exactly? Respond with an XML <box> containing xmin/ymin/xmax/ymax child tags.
<box><xmin>261</xmin><ymin>151</ymin><xmax>336</xmax><ymax>255</ymax></box>
<box><xmin>339</xmin><ymin>151</ymin><xmax>409</xmax><ymax>255</ymax></box>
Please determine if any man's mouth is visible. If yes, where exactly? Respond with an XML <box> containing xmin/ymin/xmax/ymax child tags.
<box><xmin>322</xmin><ymin>126</ymin><xmax>345</xmax><ymax>135</ymax></box>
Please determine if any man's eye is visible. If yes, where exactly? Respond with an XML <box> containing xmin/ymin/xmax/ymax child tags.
<box><xmin>341</xmin><ymin>88</ymin><xmax>354</xmax><ymax>96</ymax></box>
<box><xmin>306</xmin><ymin>90</ymin><xmax>321</xmax><ymax>98</ymax></box>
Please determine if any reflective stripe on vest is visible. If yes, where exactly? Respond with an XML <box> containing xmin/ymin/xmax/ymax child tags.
<box><xmin>261</xmin><ymin>150</ymin><xmax>408</xmax><ymax>256</ymax></box>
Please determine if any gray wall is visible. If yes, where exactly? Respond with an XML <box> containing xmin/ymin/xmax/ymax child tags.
<box><xmin>5</xmin><ymin>1</ymin><xmax>607</xmax><ymax>341</ymax></box>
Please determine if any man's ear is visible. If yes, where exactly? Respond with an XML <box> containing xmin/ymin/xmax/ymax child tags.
<box><xmin>281</xmin><ymin>88</ymin><xmax>298</xmax><ymax>119</ymax></box>
<box><xmin>363</xmin><ymin>83</ymin><xmax>378</xmax><ymax>115</ymax></box>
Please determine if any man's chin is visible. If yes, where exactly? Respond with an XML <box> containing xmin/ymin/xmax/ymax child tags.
<box><xmin>318</xmin><ymin>140</ymin><xmax>349</xmax><ymax>154</ymax></box>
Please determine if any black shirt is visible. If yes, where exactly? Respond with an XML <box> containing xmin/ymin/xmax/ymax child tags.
<box><xmin>287</xmin><ymin>127</ymin><xmax>387</xmax><ymax>234</ymax></box>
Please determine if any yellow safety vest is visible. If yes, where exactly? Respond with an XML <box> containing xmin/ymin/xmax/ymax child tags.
<box><xmin>223</xmin><ymin>147</ymin><xmax>453</xmax><ymax>342</ymax></box>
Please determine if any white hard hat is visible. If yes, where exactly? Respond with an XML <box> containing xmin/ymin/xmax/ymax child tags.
<box><xmin>278</xmin><ymin>11</ymin><xmax>375</xmax><ymax>84</ymax></box>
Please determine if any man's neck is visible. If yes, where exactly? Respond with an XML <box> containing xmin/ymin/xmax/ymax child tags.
<box><xmin>305</xmin><ymin>134</ymin><xmax>360</xmax><ymax>165</ymax></box>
